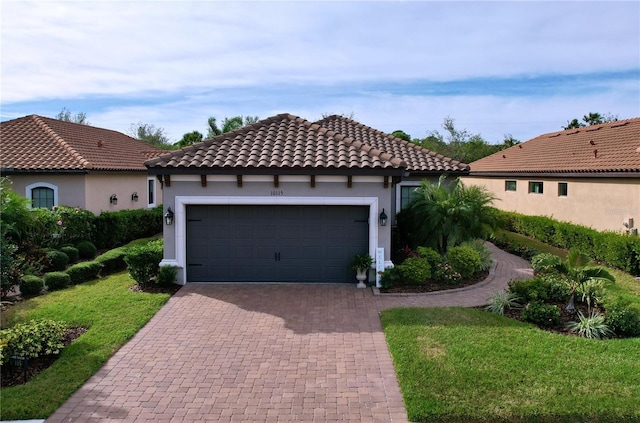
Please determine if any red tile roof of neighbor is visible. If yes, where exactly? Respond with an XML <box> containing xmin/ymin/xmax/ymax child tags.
<box><xmin>470</xmin><ymin>117</ymin><xmax>640</xmax><ymax>175</ymax></box>
<box><xmin>146</xmin><ymin>114</ymin><xmax>469</xmax><ymax>173</ymax></box>
<box><xmin>0</xmin><ymin>115</ymin><xmax>166</xmax><ymax>172</ymax></box>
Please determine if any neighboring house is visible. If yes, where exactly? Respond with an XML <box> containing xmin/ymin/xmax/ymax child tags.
<box><xmin>146</xmin><ymin>113</ymin><xmax>468</xmax><ymax>285</ymax></box>
<box><xmin>1</xmin><ymin>115</ymin><xmax>165</xmax><ymax>214</ymax></box>
<box><xmin>463</xmin><ymin>117</ymin><xmax>640</xmax><ymax>233</ymax></box>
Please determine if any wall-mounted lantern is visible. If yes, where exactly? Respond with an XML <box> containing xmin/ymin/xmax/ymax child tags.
<box><xmin>131</xmin><ymin>192</ymin><xmax>139</xmax><ymax>202</ymax></box>
<box><xmin>379</xmin><ymin>209</ymin><xmax>388</xmax><ymax>226</ymax></box>
<box><xmin>109</xmin><ymin>194</ymin><xmax>118</xmax><ymax>205</ymax></box>
<box><xmin>164</xmin><ymin>207</ymin><xmax>174</xmax><ymax>225</ymax></box>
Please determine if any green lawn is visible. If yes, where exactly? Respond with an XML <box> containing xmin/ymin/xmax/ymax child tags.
<box><xmin>0</xmin><ymin>272</ymin><xmax>172</xmax><ymax>420</ymax></box>
<box><xmin>382</xmin><ymin>307</ymin><xmax>640</xmax><ymax>423</ymax></box>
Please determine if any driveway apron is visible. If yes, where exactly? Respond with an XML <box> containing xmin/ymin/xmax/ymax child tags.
<box><xmin>46</xmin><ymin>243</ymin><xmax>531</xmax><ymax>422</ymax></box>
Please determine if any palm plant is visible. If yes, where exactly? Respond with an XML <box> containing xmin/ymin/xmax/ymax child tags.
<box><xmin>400</xmin><ymin>176</ymin><xmax>496</xmax><ymax>254</ymax></box>
<box><xmin>566</xmin><ymin>311</ymin><xmax>613</xmax><ymax>339</ymax></box>
<box><xmin>537</xmin><ymin>249</ymin><xmax>615</xmax><ymax>313</ymax></box>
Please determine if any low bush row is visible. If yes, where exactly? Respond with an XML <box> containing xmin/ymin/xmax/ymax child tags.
<box><xmin>495</xmin><ymin>209</ymin><xmax>640</xmax><ymax>275</ymax></box>
<box><xmin>0</xmin><ymin>320</ymin><xmax>67</xmax><ymax>366</ymax></box>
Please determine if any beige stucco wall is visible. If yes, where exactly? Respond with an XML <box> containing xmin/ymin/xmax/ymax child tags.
<box><xmin>6</xmin><ymin>172</ymin><xmax>162</xmax><ymax>214</ymax></box>
<box><xmin>462</xmin><ymin>176</ymin><xmax>640</xmax><ymax>233</ymax></box>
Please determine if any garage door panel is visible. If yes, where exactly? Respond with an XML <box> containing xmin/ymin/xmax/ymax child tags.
<box><xmin>186</xmin><ymin>205</ymin><xmax>369</xmax><ymax>283</ymax></box>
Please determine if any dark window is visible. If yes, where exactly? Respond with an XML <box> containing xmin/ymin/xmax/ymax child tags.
<box><xmin>148</xmin><ymin>179</ymin><xmax>155</xmax><ymax>205</ymax></box>
<box><xmin>32</xmin><ymin>187</ymin><xmax>54</xmax><ymax>209</ymax></box>
<box><xmin>400</xmin><ymin>186</ymin><xmax>419</xmax><ymax>209</ymax></box>
<box><xmin>505</xmin><ymin>180</ymin><xmax>517</xmax><ymax>191</ymax></box>
<box><xmin>558</xmin><ymin>182</ymin><xmax>568</xmax><ymax>197</ymax></box>
<box><xmin>528</xmin><ymin>181</ymin><xmax>544</xmax><ymax>194</ymax></box>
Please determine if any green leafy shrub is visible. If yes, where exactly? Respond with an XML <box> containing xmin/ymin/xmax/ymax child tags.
<box><xmin>19</xmin><ymin>275</ymin><xmax>44</xmax><ymax>296</ymax></box>
<box><xmin>416</xmin><ymin>246</ymin><xmax>443</xmax><ymax>269</ymax></box>
<box><xmin>0</xmin><ymin>319</ymin><xmax>66</xmax><ymax>365</ymax></box>
<box><xmin>95</xmin><ymin>247</ymin><xmax>127</xmax><ymax>275</ymax></box>
<box><xmin>379</xmin><ymin>267</ymin><xmax>400</xmax><ymax>289</ymax></box>
<box><xmin>44</xmin><ymin>272</ymin><xmax>71</xmax><ymax>291</ymax></box>
<box><xmin>1</xmin><ymin>240</ymin><xmax>20</xmax><ymax>297</ymax></box>
<box><xmin>508</xmin><ymin>277</ymin><xmax>552</xmax><ymax>303</ymax></box>
<box><xmin>604</xmin><ymin>306</ymin><xmax>640</xmax><ymax>337</ymax></box>
<box><xmin>566</xmin><ymin>311</ymin><xmax>613</xmax><ymax>339</ymax></box>
<box><xmin>546</xmin><ymin>276</ymin><xmax>572</xmax><ymax>303</ymax></box>
<box><xmin>433</xmin><ymin>263</ymin><xmax>462</xmax><ymax>284</ymax></box>
<box><xmin>46</xmin><ymin>250</ymin><xmax>69</xmax><ymax>272</ymax></box>
<box><xmin>397</xmin><ymin>257</ymin><xmax>431</xmax><ymax>286</ymax></box>
<box><xmin>66</xmin><ymin>261</ymin><xmax>102</xmax><ymax>285</ymax></box>
<box><xmin>447</xmin><ymin>246</ymin><xmax>481</xmax><ymax>279</ymax></box>
<box><xmin>485</xmin><ymin>291</ymin><xmax>522</xmax><ymax>316</ymax></box>
<box><xmin>576</xmin><ymin>279</ymin><xmax>606</xmax><ymax>310</ymax></box>
<box><xmin>522</xmin><ymin>301</ymin><xmax>561</xmax><ymax>328</ymax></box>
<box><xmin>94</xmin><ymin>207</ymin><xmax>163</xmax><ymax>250</ymax></box>
<box><xmin>460</xmin><ymin>239</ymin><xmax>493</xmax><ymax>271</ymax></box>
<box><xmin>52</xmin><ymin>206</ymin><xmax>96</xmax><ymax>246</ymax></box>
<box><xmin>531</xmin><ymin>253</ymin><xmax>562</xmax><ymax>275</ymax></box>
<box><xmin>124</xmin><ymin>239</ymin><xmax>164</xmax><ymax>287</ymax></box>
<box><xmin>76</xmin><ymin>240</ymin><xmax>98</xmax><ymax>260</ymax></box>
<box><xmin>156</xmin><ymin>265</ymin><xmax>178</xmax><ymax>287</ymax></box>
<box><xmin>60</xmin><ymin>246</ymin><xmax>79</xmax><ymax>264</ymax></box>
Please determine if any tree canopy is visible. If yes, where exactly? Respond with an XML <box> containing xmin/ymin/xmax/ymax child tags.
<box><xmin>55</xmin><ymin>108</ymin><xmax>89</xmax><ymax>125</ymax></box>
<box><xmin>174</xmin><ymin>131</ymin><xmax>204</xmax><ymax>149</ymax></box>
<box><xmin>562</xmin><ymin>112</ymin><xmax>618</xmax><ymax>130</ymax></box>
<box><xmin>207</xmin><ymin>116</ymin><xmax>259</xmax><ymax>138</ymax></box>
<box><xmin>128</xmin><ymin>122</ymin><xmax>172</xmax><ymax>149</ymax></box>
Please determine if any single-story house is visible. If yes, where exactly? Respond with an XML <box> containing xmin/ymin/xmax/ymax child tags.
<box><xmin>1</xmin><ymin>115</ymin><xmax>165</xmax><ymax>214</ymax></box>
<box><xmin>146</xmin><ymin>113</ymin><xmax>468</xmax><ymax>285</ymax></box>
<box><xmin>463</xmin><ymin>117</ymin><xmax>640</xmax><ymax>232</ymax></box>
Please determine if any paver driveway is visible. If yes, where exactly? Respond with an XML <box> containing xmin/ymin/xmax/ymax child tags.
<box><xmin>47</xmin><ymin>244</ymin><xmax>532</xmax><ymax>422</ymax></box>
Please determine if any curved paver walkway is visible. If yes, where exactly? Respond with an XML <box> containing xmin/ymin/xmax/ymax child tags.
<box><xmin>46</xmin><ymin>243</ymin><xmax>532</xmax><ymax>423</ymax></box>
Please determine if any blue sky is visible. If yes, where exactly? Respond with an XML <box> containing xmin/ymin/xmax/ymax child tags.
<box><xmin>2</xmin><ymin>1</ymin><xmax>639</xmax><ymax>144</ymax></box>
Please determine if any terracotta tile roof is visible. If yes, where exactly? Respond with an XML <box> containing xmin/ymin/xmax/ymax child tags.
<box><xmin>470</xmin><ymin>117</ymin><xmax>640</xmax><ymax>175</ymax></box>
<box><xmin>315</xmin><ymin>115</ymin><xmax>470</xmax><ymax>173</ymax></box>
<box><xmin>146</xmin><ymin>114</ymin><xmax>407</xmax><ymax>172</ymax></box>
<box><xmin>1</xmin><ymin>115</ymin><xmax>166</xmax><ymax>172</ymax></box>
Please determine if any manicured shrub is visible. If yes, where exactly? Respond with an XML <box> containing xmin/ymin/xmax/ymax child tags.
<box><xmin>522</xmin><ymin>301</ymin><xmax>561</xmax><ymax>327</ymax></box>
<box><xmin>19</xmin><ymin>275</ymin><xmax>44</xmax><ymax>296</ymax></box>
<box><xmin>447</xmin><ymin>246</ymin><xmax>481</xmax><ymax>279</ymax></box>
<box><xmin>44</xmin><ymin>272</ymin><xmax>71</xmax><ymax>291</ymax></box>
<box><xmin>124</xmin><ymin>239</ymin><xmax>164</xmax><ymax>287</ymax></box>
<box><xmin>95</xmin><ymin>247</ymin><xmax>127</xmax><ymax>275</ymax></box>
<box><xmin>51</xmin><ymin>205</ymin><xmax>96</xmax><ymax>246</ymax></box>
<box><xmin>416</xmin><ymin>246</ymin><xmax>443</xmax><ymax>272</ymax></box>
<box><xmin>76</xmin><ymin>240</ymin><xmax>98</xmax><ymax>260</ymax></box>
<box><xmin>94</xmin><ymin>207</ymin><xmax>163</xmax><ymax>250</ymax></box>
<box><xmin>0</xmin><ymin>319</ymin><xmax>66</xmax><ymax>365</ymax></box>
<box><xmin>60</xmin><ymin>246</ymin><xmax>79</xmax><ymax>264</ymax></box>
<box><xmin>508</xmin><ymin>277</ymin><xmax>550</xmax><ymax>302</ymax></box>
<box><xmin>46</xmin><ymin>250</ymin><xmax>69</xmax><ymax>272</ymax></box>
<box><xmin>433</xmin><ymin>263</ymin><xmax>462</xmax><ymax>284</ymax></box>
<box><xmin>156</xmin><ymin>265</ymin><xmax>178</xmax><ymax>287</ymax></box>
<box><xmin>66</xmin><ymin>261</ymin><xmax>102</xmax><ymax>285</ymax></box>
<box><xmin>604</xmin><ymin>306</ymin><xmax>640</xmax><ymax>337</ymax></box>
<box><xmin>546</xmin><ymin>276</ymin><xmax>572</xmax><ymax>303</ymax></box>
<box><xmin>379</xmin><ymin>267</ymin><xmax>400</xmax><ymax>289</ymax></box>
<box><xmin>460</xmin><ymin>239</ymin><xmax>493</xmax><ymax>271</ymax></box>
<box><xmin>397</xmin><ymin>257</ymin><xmax>431</xmax><ymax>286</ymax></box>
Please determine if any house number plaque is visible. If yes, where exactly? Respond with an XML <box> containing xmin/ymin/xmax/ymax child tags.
<box><xmin>270</xmin><ymin>190</ymin><xmax>284</xmax><ymax>196</ymax></box>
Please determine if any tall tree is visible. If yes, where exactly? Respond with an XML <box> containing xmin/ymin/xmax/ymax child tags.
<box><xmin>207</xmin><ymin>115</ymin><xmax>259</xmax><ymax>138</ymax></box>
<box><xmin>128</xmin><ymin>122</ymin><xmax>172</xmax><ymax>149</ymax></box>
<box><xmin>563</xmin><ymin>112</ymin><xmax>619</xmax><ymax>130</ymax></box>
<box><xmin>55</xmin><ymin>107</ymin><xmax>89</xmax><ymax>125</ymax></box>
<box><xmin>391</xmin><ymin>130</ymin><xmax>411</xmax><ymax>142</ymax></box>
<box><xmin>175</xmin><ymin>131</ymin><xmax>204</xmax><ymax>149</ymax></box>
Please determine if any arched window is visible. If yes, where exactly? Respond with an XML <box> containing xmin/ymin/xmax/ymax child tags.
<box><xmin>26</xmin><ymin>182</ymin><xmax>58</xmax><ymax>209</ymax></box>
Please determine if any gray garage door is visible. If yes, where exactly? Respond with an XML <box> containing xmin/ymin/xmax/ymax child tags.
<box><xmin>186</xmin><ymin>205</ymin><xmax>370</xmax><ymax>283</ymax></box>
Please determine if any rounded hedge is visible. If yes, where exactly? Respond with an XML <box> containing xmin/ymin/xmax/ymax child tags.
<box><xmin>447</xmin><ymin>246</ymin><xmax>482</xmax><ymax>279</ymax></box>
<box><xmin>44</xmin><ymin>272</ymin><xmax>71</xmax><ymax>291</ymax></box>
<box><xmin>20</xmin><ymin>275</ymin><xmax>44</xmax><ymax>296</ymax></box>
<box><xmin>60</xmin><ymin>246</ymin><xmax>80</xmax><ymax>264</ymax></box>
<box><xmin>398</xmin><ymin>257</ymin><xmax>432</xmax><ymax>286</ymax></box>
<box><xmin>47</xmin><ymin>250</ymin><xmax>69</xmax><ymax>271</ymax></box>
<box><xmin>76</xmin><ymin>240</ymin><xmax>98</xmax><ymax>260</ymax></box>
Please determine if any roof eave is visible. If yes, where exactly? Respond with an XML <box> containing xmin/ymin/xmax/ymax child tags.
<box><xmin>468</xmin><ymin>170</ymin><xmax>640</xmax><ymax>178</ymax></box>
<box><xmin>146</xmin><ymin>166</ymin><xmax>406</xmax><ymax>177</ymax></box>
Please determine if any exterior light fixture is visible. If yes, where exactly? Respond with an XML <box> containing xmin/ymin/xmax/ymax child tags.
<box><xmin>131</xmin><ymin>192</ymin><xmax>139</xmax><ymax>202</ymax></box>
<box><xmin>164</xmin><ymin>207</ymin><xmax>174</xmax><ymax>225</ymax></box>
<box><xmin>109</xmin><ymin>194</ymin><xmax>118</xmax><ymax>205</ymax></box>
<box><xmin>379</xmin><ymin>209</ymin><xmax>388</xmax><ymax>226</ymax></box>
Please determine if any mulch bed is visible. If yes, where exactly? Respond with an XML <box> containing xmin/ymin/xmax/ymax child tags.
<box><xmin>379</xmin><ymin>270</ymin><xmax>489</xmax><ymax>294</ymax></box>
<box><xmin>129</xmin><ymin>283</ymin><xmax>182</xmax><ymax>295</ymax></box>
<box><xmin>1</xmin><ymin>326</ymin><xmax>88</xmax><ymax>388</ymax></box>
